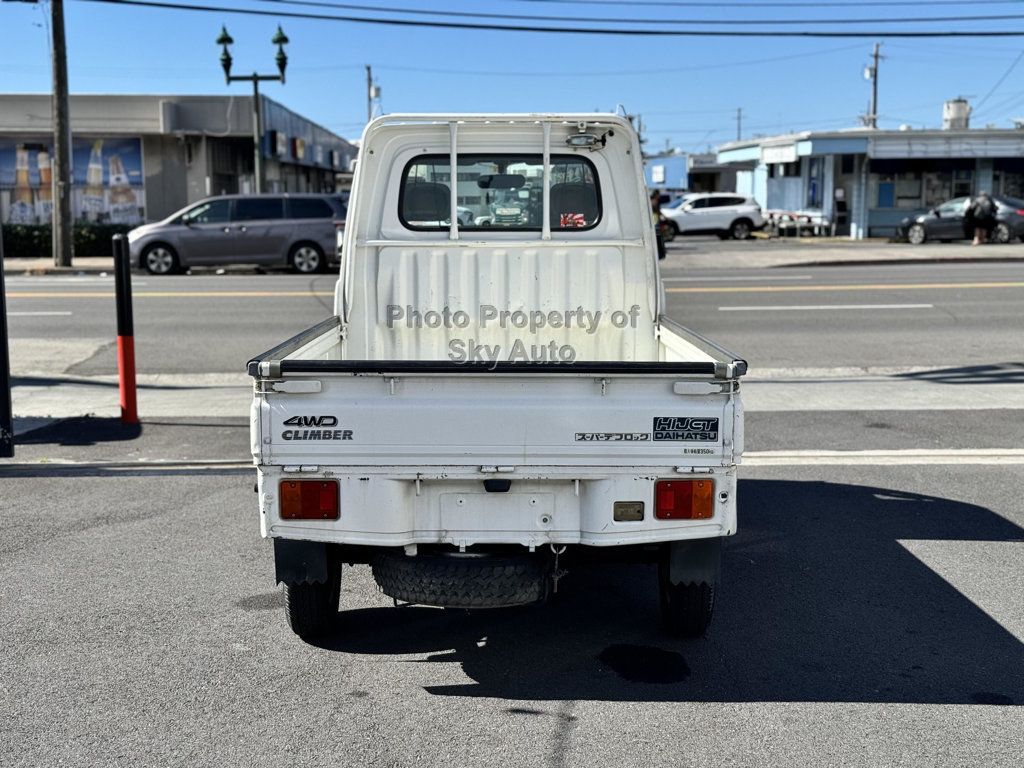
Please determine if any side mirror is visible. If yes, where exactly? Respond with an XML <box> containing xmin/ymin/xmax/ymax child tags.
<box><xmin>931</xmin><ymin>209</ymin><xmax>939</xmax><ymax>217</ymax></box>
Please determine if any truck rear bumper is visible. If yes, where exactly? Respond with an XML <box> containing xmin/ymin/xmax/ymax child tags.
<box><xmin>257</xmin><ymin>464</ymin><xmax>737</xmax><ymax>548</ymax></box>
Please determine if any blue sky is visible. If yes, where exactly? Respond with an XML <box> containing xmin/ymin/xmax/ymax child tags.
<box><xmin>4</xmin><ymin>0</ymin><xmax>1024</xmax><ymax>150</ymax></box>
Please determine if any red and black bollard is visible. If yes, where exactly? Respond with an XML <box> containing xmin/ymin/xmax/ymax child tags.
<box><xmin>111</xmin><ymin>234</ymin><xmax>138</xmax><ymax>425</ymax></box>
<box><xmin>0</xmin><ymin>221</ymin><xmax>13</xmax><ymax>457</ymax></box>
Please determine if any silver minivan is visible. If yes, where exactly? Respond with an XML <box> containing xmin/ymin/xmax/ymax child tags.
<box><xmin>127</xmin><ymin>193</ymin><xmax>345</xmax><ymax>275</ymax></box>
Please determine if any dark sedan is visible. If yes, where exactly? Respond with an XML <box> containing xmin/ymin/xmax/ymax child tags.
<box><xmin>898</xmin><ymin>195</ymin><xmax>1024</xmax><ymax>245</ymax></box>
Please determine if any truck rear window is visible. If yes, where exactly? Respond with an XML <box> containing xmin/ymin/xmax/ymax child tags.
<box><xmin>399</xmin><ymin>154</ymin><xmax>601</xmax><ymax>231</ymax></box>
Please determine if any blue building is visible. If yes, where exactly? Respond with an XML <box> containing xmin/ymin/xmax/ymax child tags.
<box><xmin>717</xmin><ymin>120</ymin><xmax>1024</xmax><ymax>238</ymax></box>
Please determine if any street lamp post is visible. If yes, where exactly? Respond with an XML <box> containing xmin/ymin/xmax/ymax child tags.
<box><xmin>217</xmin><ymin>25</ymin><xmax>289</xmax><ymax>194</ymax></box>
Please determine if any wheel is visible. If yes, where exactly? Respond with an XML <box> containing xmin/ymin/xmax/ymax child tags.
<box><xmin>729</xmin><ymin>219</ymin><xmax>753</xmax><ymax>240</ymax></box>
<box><xmin>142</xmin><ymin>243</ymin><xmax>179</xmax><ymax>275</ymax></box>
<box><xmin>371</xmin><ymin>552</ymin><xmax>548</xmax><ymax>609</ymax></box>
<box><xmin>907</xmin><ymin>224</ymin><xmax>927</xmax><ymax>245</ymax></box>
<box><xmin>658</xmin><ymin>551</ymin><xmax>715</xmax><ymax>638</ymax></box>
<box><xmin>993</xmin><ymin>222</ymin><xmax>1011</xmax><ymax>244</ymax></box>
<box><xmin>289</xmin><ymin>242</ymin><xmax>325</xmax><ymax>273</ymax></box>
<box><xmin>667</xmin><ymin>220</ymin><xmax>680</xmax><ymax>238</ymax></box>
<box><xmin>285</xmin><ymin>562</ymin><xmax>341</xmax><ymax>639</ymax></box>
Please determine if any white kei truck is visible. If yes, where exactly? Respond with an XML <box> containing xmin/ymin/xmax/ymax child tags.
<box><xmin>248</xmin><ymin>114</ymin><xmax>746</xmax><ymax>641</ymax></box>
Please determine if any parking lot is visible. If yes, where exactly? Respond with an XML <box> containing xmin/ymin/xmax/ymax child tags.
<box><xmin>4</xmin><ymin>436</ymin><xmax>1021</xmax><ymax>766</ymax></box>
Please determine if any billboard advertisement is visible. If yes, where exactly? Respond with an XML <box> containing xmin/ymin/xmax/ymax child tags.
<box><xmin>0</xmin><ymin>137</ymin><xmax>145</xmax><ymax>225</ymax></box>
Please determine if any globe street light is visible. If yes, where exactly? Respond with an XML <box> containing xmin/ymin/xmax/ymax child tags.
<box><xmin>216</xmin><ymin>26</ymin><xmax>288</xmax><ymax>194</ymax></box>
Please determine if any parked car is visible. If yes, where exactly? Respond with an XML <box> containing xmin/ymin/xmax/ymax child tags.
<box><xmin>897</xmin><ymin>195</ymin><xmax>1024</xmax><ymax>245</ymax></box>
<box><xmin>127</xmin><ymin>193</ymin><xmax>346</xmax><ymax>275</ymax></box>
<box><xmin>661</xmin><ymin>192</ymin><xmax>764</xmax><ymax>240</ymax></box>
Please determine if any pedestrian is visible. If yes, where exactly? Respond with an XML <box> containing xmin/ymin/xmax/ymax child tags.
<box><xmin>968</xmin><ymin>191</ymin><xmax>998</xmax><ymax>245</ymax></box>
<box><xmin>651</xmin><ymin>190</ymin><xmax>667</xmax><ymax>260</ymax></box>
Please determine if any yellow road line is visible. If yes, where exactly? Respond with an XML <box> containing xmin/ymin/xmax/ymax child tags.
<box><xmin>7</xmin><ymin>291</ymin><xmax>334</xmax><ymax>298</ymax></box>
<box><xmin>667</xmin><ymin>281</ymin><xmax>1024</xmax><ymax>293</ymax></box>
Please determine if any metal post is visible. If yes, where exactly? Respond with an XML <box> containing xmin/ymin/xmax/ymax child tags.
<box><xmin>366</xmin><ymin>64</ymin><xmax>373</xmax><ymax>122</ymax></box>
<box><xmin>0</xmin><ymin>221</ymin><xmax>13</xmax><ymax>457</ymax></box>
<box><xmin>112</xmin><ymin>235</ymin><xmax>138</xmax><ymax>425</ymax></box>
<box><xmin>252</xmin><ymin>79</ymin><xmax>263</xmax><ymax>194</ymax></box>
<box><xmin>51</xmin><ymin>0</ymin><xmax>73</xmax><ymax>267</ymax></box>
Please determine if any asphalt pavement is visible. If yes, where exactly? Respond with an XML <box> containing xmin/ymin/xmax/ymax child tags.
<box><xmin>2</xmin><ymin>239</ymin><xmax>1023</xmax><ymax>767</ymax></box>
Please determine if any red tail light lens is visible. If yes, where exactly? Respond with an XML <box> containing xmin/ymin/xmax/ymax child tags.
<box><xmin>655</xmin><ymin>479</ymin><xmax>714</xmax><ymax>520</ymax></box>
<box><xmin>1016</xmin><ymin>209</ymin><xmax>1024</xmax><ymax>216</ymax></box>
<box><xmin>280</xmin><ymin>480</ymin><xmax>339</xmax><ymax>520</ymax></box>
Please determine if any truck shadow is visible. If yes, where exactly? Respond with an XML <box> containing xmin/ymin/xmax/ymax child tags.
<box><xmin>314</xmin><ymin>479</ymin><xmax>1024</xmax><ymax>704</ymax></box>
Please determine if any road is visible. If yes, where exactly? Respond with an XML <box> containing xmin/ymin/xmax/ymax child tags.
<box><xmin>2</xmin><ymin>244</ymin><xmax>1023</xmax><ymax>767</ymax></box>
<box><xmin>5</xmin><ymin>256</ymin><xmax>1024</xmax><ymax>374</ymax></box>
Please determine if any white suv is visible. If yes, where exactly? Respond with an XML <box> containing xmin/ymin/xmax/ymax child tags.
<box><xmin>662</xmin><ymin>192</ymin><xmax>764</xmax><ymax>240</ymax></box>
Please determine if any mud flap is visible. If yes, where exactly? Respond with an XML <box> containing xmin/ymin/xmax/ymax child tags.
<box><xmin>274</xmin><ymin>539</ymin><xmax>329</xmax><ymax>586</ymax></box>
<box><xmin>666</xmin><ymin>537</ymin><xmax>722</xmax><ymax>586</ymax></box>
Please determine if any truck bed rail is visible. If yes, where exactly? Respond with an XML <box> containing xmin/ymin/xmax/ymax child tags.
<box><xmin>247</xmin><ymin>315</ymin><xmax>747</xmax><ymax>379</ymax></box>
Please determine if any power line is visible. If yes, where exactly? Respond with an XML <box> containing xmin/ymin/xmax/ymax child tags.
<box><xmin>74</xmin><ymin>0</ymin><xmax>1024</xmax><ymax>36</ymax></box>
<box><xmin>975</xmin><ymin>49</ymin><xmax>1024</xmax><ymax>110</ymax></box>
<box><xmin>356</xmin><ymin>44</ymin><xmax>866</xmax><ymax>78</ymax></box>
<box><xmin>518</xmin><ymin>0</ymin><xmax>1024</xmax><ymax>7</ymax></box>
<box><xmin>251</xmin><ymin>0</ymin><xmax>1024</xmax><ymax>26</ymax></box>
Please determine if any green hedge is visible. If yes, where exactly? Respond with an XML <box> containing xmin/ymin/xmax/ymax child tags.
<box><xmin>1</xmin><ymin>224</ymin><xmax>132</xmax><ymax>259</ymax></box>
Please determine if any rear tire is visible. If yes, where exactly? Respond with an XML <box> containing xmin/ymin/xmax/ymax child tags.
<box><xmin>659</xmin><ymin>558</ymin><xmax>715</xmax><ymax>638</ymax></box>
<box><xmin>289</xmin><ymin>242</ymin><xmax>326</xmax><ymax>274</ymax></box>
<box><xmin>285</xmin><ymin>563</ymin><xmax>341</xmax><ymax>639</ymax></box>
<box><xmin>372</xmin><ymin>552</ymin><xmax>548</xmax><ymax>609</ymax></box>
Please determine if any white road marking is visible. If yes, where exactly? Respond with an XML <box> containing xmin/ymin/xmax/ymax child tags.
<box><xmin>744</xmin><ymin>449</ymin><xmax>1024</xmax><ymax>465</ymax></box>
<box><xmin>719</xmin><ymin>303</ymin><xmax>933</xmax><ymax>311</ymax></box>
<box><xmin>662</xmin><ymin>275</ymin><xmax>813</xmax><ymax>282</ymax></box>
<box><xmin>9</xmin><ymin>311</ymin><xmax>73</xmax><ymax>317</ymax></box>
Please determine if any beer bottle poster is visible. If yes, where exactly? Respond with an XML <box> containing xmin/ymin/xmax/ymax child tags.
<box><xmin>0</xmin><ymin>137</ymin><xmax>145</xmax><ymax>225</ymax></box>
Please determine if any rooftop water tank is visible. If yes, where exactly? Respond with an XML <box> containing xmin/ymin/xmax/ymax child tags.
<box><xmin>943</xmin><ymin>98</ymin><xmax>971</xmax><ymax>130</ymax></box>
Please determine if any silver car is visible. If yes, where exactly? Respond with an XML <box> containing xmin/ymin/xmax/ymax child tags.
<box><xmin>127</xmin><ymin>194</ymin><xmax>345</xmax><ymax>275</ymax></box>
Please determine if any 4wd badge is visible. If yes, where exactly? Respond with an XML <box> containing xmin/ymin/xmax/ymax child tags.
<box><xmin>653</xmin><ymin>416</ymin><xmax>719</xmax><ymax>442</ymax></box>
<box><xmin>282</xmin><ymin>415</ymin><xmax>353</xmax><ymax>441</ymax></box>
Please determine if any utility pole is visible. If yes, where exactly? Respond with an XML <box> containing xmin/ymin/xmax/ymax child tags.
<box><xmin>867</xmin><ymin>42</ymin><xmax>882</xmax><ymax>129</ymax></box>
<box><xmin>51</xmin><ymin>0</ymin><xmax>73</xmax><ymax>267</ymax></box>
<box><xmin>366</xmin><ymin>65</ymin><xmax>373</xmax><ymax>122</ymax></box>
<box><xmin>736</xmin><ymin>107</ymin><xmax>743</xmax><ymax>141</ymax></box>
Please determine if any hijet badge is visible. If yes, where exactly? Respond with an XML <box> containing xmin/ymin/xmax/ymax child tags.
<box><xmin>653</xmin><ymin>417</ymin><xmax>719</xmax><ymax>442</ymax></box>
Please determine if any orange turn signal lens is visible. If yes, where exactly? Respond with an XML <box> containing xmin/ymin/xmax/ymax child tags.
<box><xmin>280</xmin><ymin>480</ymin><xmax>339</xmax><ymax>520</ymax></box>
<box><xmin>655</xmin><ymin>479</ymin><xmax>714</xmax><ymax>520</ymax></box>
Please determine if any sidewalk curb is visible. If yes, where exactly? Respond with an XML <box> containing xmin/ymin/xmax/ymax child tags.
<box><xmin>779</xmin><ymin>255</ymin><xmax>1024</xmax><ymax>269</ymax></box>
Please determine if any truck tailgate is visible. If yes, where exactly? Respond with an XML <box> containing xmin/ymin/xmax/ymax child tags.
<box><xmin>256</xmin><ymin>372</ymin><xmax>740</xmax><ymax>468</ymax></box>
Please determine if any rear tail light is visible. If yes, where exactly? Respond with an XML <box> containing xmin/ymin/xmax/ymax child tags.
<box><xmin>655</xmin><ymin>479</ymin><xmax>714</xmax><ymax>520</ymax></box>
<box><xmin>280</xmin><ymin>480</ymin><xmax>339</xmax><ymax>520</ymax></box>
<box><xmin>1016</xmin><ymin>210</ymin><xmax>1024</xmax><ymax>216</ymax></box>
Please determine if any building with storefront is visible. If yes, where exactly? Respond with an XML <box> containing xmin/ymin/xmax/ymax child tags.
<box><xmin>644</xmin><ymin>151</ymin><xmax>748</xmax><ymax>195</ymax></box>
<box><xmin>0</xmin><ymin>93</ymin><xmax>357</xmax><ymax>227</ymax></box>
<box><xmin>716</xmin><ymin>114</ymin><xmax>1024</xmax><ymax>238</ymax></box>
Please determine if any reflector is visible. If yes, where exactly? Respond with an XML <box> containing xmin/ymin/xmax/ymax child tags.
<box><xmin>280</xmin><ymin>480</ymin><xmax>339</xmax><ymax>520</ymax></box>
